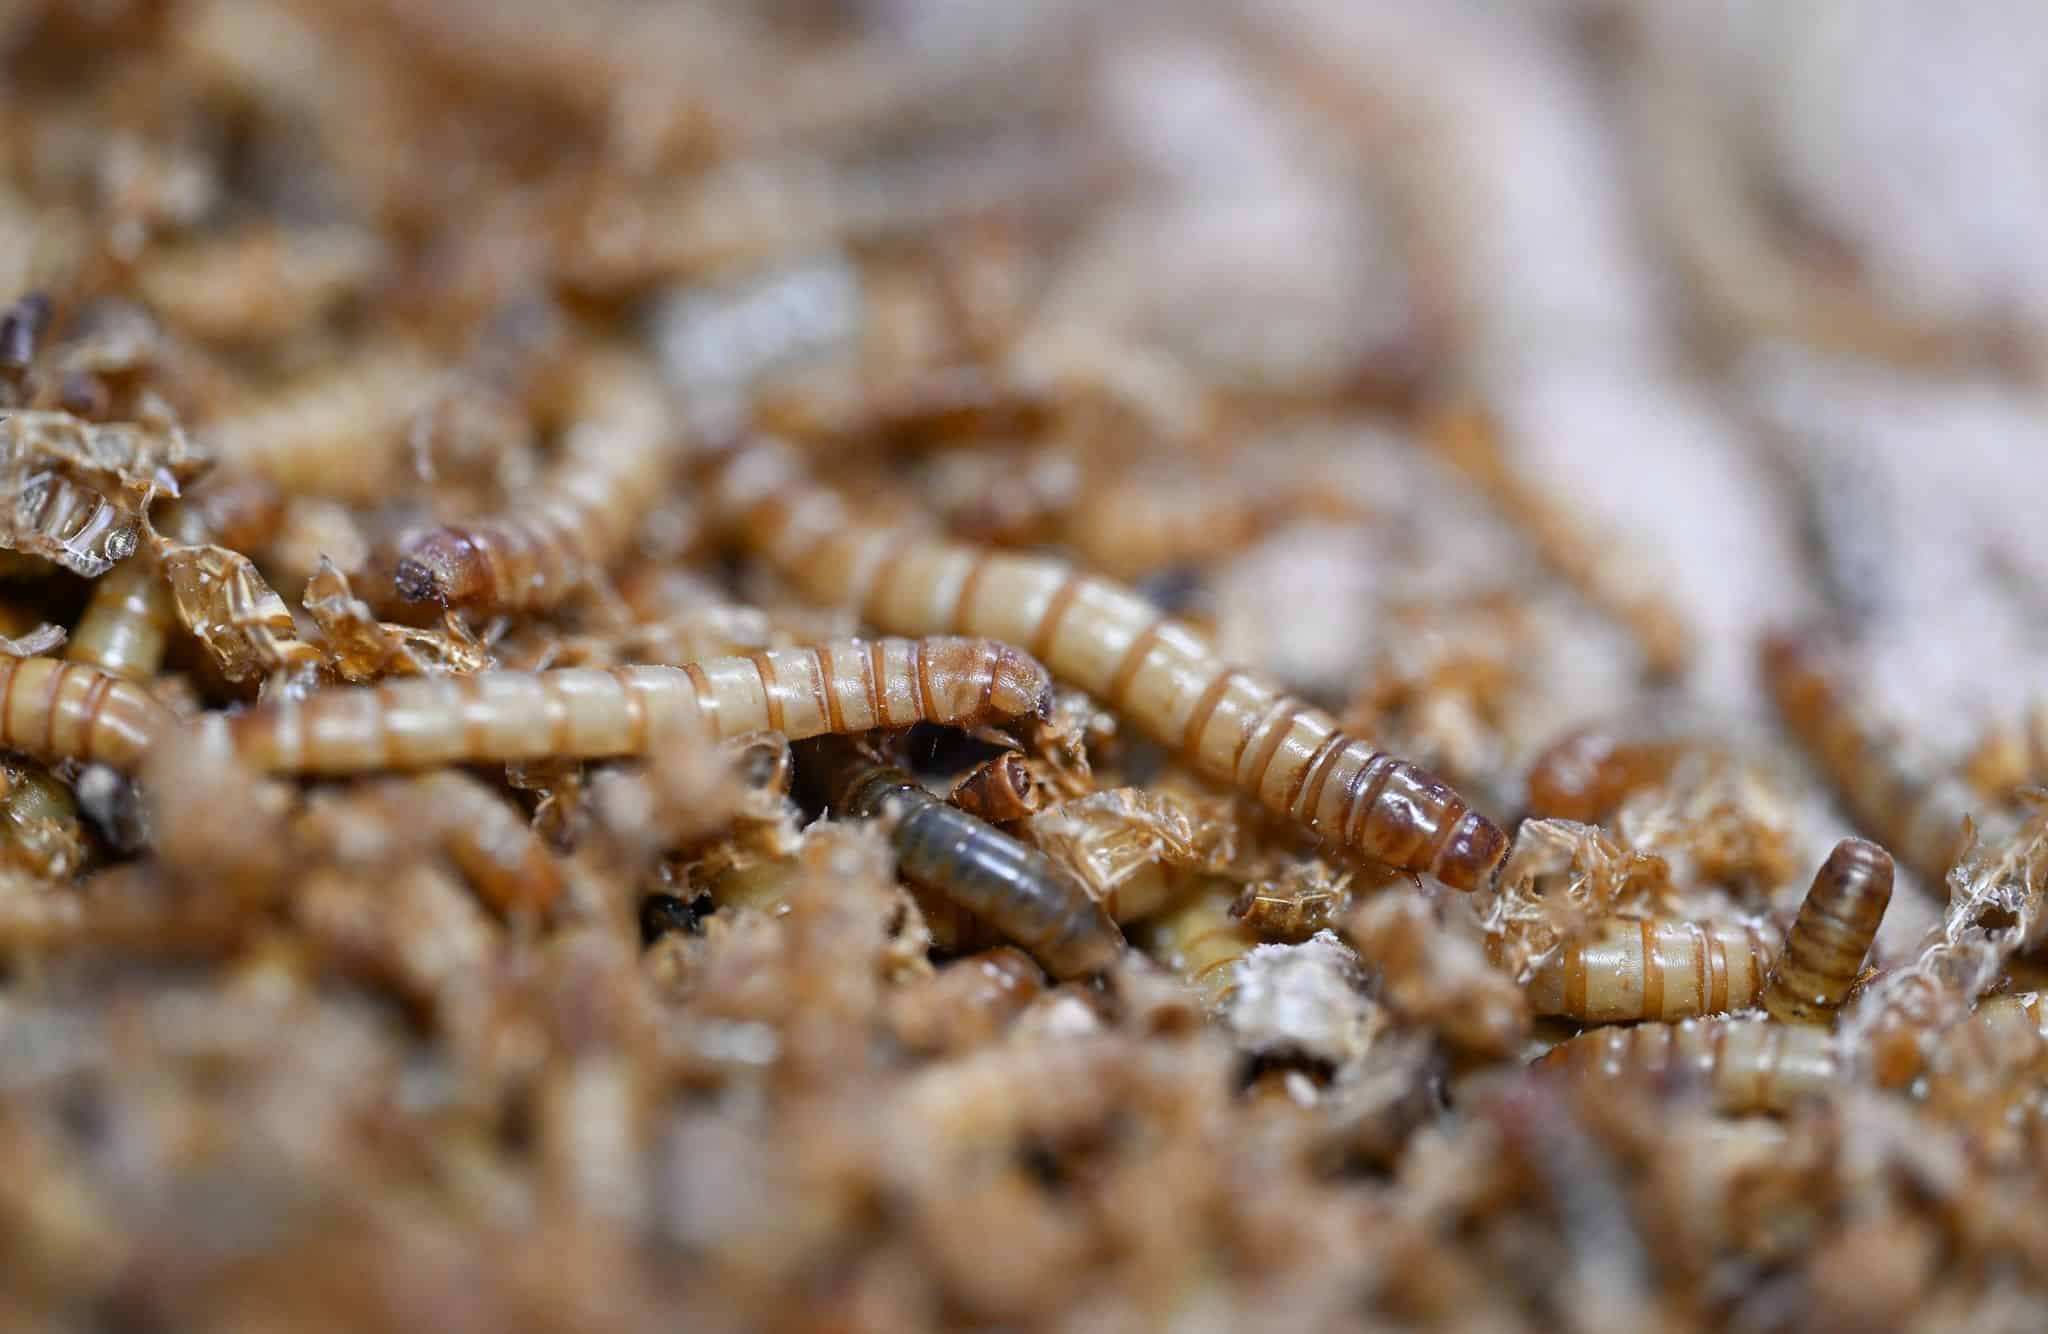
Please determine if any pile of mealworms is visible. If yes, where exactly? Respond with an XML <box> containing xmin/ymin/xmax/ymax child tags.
<box><xmin>6</xmin><ymin>1</ymin><xmax>2048</xmax><ymax>1328</ymax></box>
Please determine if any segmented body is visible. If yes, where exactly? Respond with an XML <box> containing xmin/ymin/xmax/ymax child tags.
<box><xmin>806</xmin><ymin>737</ymin><xmax>1124</xmax><ymax>980</ymax></box>
<box><xmin>1142</xmin><ymin>874</ymin><xmax>1260</xmax><ymax>1007</ymax></box>
<box><xmin>1523</xmin><ymin>726</ymin><xmax>1686</xmax><ymax>824</ymax></box>
<box><xmin>1761</xmin><ymin>838</ymin><xmax>1893</xmax><ymax>1025</ymax></box>
<box><xmin>0</xmin><ymin>653</ymin><xmax>172</xmax><ymax>772</ymax></box>
<box><xmin>1761</xmin><ymin>630</ymin><xmax>1974</xmax><ymax>883</ymax></box>
<box><xmin>406</xmin><ymin>771</ymin><xmax>563</xmax><ymax>916</ymax></box>
<box><xmin>1537</xmin><ymin>1017</ymin><xmax>1838</xmax><ymax>1114</ymax></box>
<box><xmin>1522</xmin><ymin>917</ymin><xmax>1777</xmax><ymax>1023</ymax></box>
<box><xmin>712</xmin><ymin>441</ymin><xmax>1506</xmax><ymax>890</ymax></box>
<box><xmin>220</xmin><ymin>637</ymin><xmax>1047</xmax><ymax>774</ymax></box>
<box><xmin>393</xmin><ymin>353</ymin><xmax>678</xmax><ymax>612</ymax></box>
<box><xmin>66</xmin><ymin>557</ymin><xmax>176</xmax><ymax>680</ymax></box>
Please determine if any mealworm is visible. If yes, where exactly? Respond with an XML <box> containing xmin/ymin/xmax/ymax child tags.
<box><xmin>1141</xmin><ymin>873</ymin><xmax>1260</xmax><ymax>1008</ymax></box>
<box><xmin>1760</xmin><ymin>629</ymin><xmax>1974</xmax><ymax>884</ymax></box>
<box><xmin>1536</xmin><ymin>1017</ymin><xmax>1838</xmax><ymax>1114</ymax></box>
<box><xmin>1522</xmin><ymin>725</ymin><xmax>1687</xmax><ymax>824</ymax></box>
<box><xmin>391</xmin><ymin>351</ymin><xmax>676</xmax><ymax>612</ymax></box>
<box><xmin>803</xmin><ymin>736</ymin><xmax>1124</xmax><ymax>980</ymax></box>
<box><xmin>1761</xmin><ymin>838</ymin><xmax>1894</xmax><ymax>1026</ymax></box>
<box><xmin>886</xmin><ymin>946</ymin><xmax>1046</xmax><ymax>1056</ymax></box>
<box><xmin>0</xmin><ymin>758</ymin><xmax>91</xmax><ymax>879</ymax></box>
<box><xmin>0</xmin><ymin>653</ymin><xmax>172</xmax><ymax>773</ymax></box>
<box><xmin>220</xmin><ymin>636</ymin><xmax>1049</xmax><ymax>775</ymax></box>
<box><xmin>712</xmin><ymin>440</ymin><xmax>1507</xmax><ymax>890</ymax></box>
<box><xmin>1430</xmin><ymin>405</ymin><xmax>1691</xmax><ymax>678</ymax></box>
<box><xmin>404</xmin><ymin>771</ymin><xmax>563</xmax><ymax>917</ymax></box>
<box><xmin>65</xmin><ymin>557</ymin><xmax>175</xmax><ymax>681</ymax></box>
<box><xmin>1521</xmin><ymin>917</ymin><xmax>1777</xmax><ymax>1023</ymax></box>
<box><xmin>201</xmin><ymin>347</ymin><xmax>436</xmax><ymax>501</ymax></box>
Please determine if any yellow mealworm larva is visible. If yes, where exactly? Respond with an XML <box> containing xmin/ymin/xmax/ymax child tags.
<box><xmin>66</xmin><ymin>556</ymin><xmax>176</xmax><ymax>681</ymax></box>
<box><xmin>1761</xmin><ymin>838</ymin><xmax>1894</xmax><ymax>1026</ymax></box>
<box><xmin>201</xmin><ymin>348</ymin><xmax>437</xmax><ymax>501</ymax></box>
<box><xmin>1537</xmin><ymin>1017</ymin><xmax>1838</xmax><ymax>1115</ymax></box>
<box><xmin>1761</xmin><ymin>630</ymin><xmax>1975</xmax><ymax>885</ymax></box>
<box><xmin>1140</xmin><ymin>874</ymin><xmax>1261</xmax><ymax>1008</ymax></box>
<box><xmin>1522</xmin><ymin>916</ymin><xmax>1777</xmax><ymax>1024</ymax></box>
<box><xmin>220</xmin><ymin>636</ymin><xmax>1048</xmax><ymax>775</ymax></box>
<box><xmin>712</xmin><ymin>440</ymin><xmax>1507</xmax><ymax>891</ymax></box>
<box><xmin>391</xmin><ymin>351</ymin><xmax>678</xmax><ymax>613</ymax></box>
<box><xmin>401</xmin><ymin>771</ymin><xmax>563</xmax><ymax>917</ymax></box>
<box><xmin>0</xmin><ymin>653</ymin><xmax>173</xmax><ymax>773</ymax></box>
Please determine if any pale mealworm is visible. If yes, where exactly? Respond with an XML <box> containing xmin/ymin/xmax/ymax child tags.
<box><xmin>66</xmin><ymin>557</ymin><xmax>176</xmax><ymax>681</ymax></box>
<box><xmin>0</xmin><ymin>653</ymin><xmax>172</xmax><ymax>773</ymax></box>
<box><xmin>803</xmin><ymin>736</ymin><xmax>1124</xmax><ymax>980</ymax></box>
<box><xmin>219</xmin><ymin>636</ymin><xmax>1048</xmax><ymax>774</ymax></box>
<box><xmin>711</xmin><ymin>440</ymin><xmax>1507</xmax><ymax>891</ymax></box>
<box><xmin>1521</xmin><ymin>916</ymin><xmax>1777</xmax><ymax>1024</ymax></box>
<box><xmin>1537</xmin><ymin>1016</ymin><xmax>1838</xmax><ymax>1115</ymax></box>
<box><xmin>392</xmin><ymin>350</ymin><xmax>679</xmax><ymax>613</ymax></box>
<box><xmin>1761</xmin><ymin>838</ymin><xmax>1894</xmax><ymax>1026</ymax></box>
<box><xmin>402</xmin><ymin>771</ymin><xmax>564</xmax><ymax>917</ymax></box>
<box><xmin>1140</xmin><ymin>873</ymin><xmax>1261</xmax><ymax>1008</ymax></box>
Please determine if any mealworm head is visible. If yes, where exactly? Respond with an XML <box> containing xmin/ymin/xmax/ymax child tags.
<box><xmin>985</xmin><ymin>641</ymin><xmax>1053</xmax><ymax>721</ymax></box>
<box><xmin>1432</xmin><ymin>808</ymin><xmax>1509</xmax><ymax>893</ymax></box>
<box><xmin>394</xmin><ymin>529</ymin><xmax>488</xmax><ymax>604</ymax></box>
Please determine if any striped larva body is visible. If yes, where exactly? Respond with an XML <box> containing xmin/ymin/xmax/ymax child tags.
<box><xmin>1537</xmin><ymin>1017</ymin><xmax>1838</xmax><ymax>1114</ymax></box>
<box><xmin>392</xmin><ymin>353</ymin><xmax>678</xmax><ymax>612</ymax></box>
<box><xmin>0</xmin><ymin>653</ymin><xmax>171</xmax><ymax>773</ymax></box>
<box><xmin>804</xmin><ymin>737</ymin><xmax>1124</xmax><ymax>980</ymax></box>
<box><xmin>713</xmin><ymin>441</ymin><xmax>1507</xmax><ymax>891</ymax></box>
<box><xmin>1522</xmin><ymin>917</ymin><xmax>1777</xmax><ymax>1024</ymax></box>
<box><xmin>221</xmin><ymin>637</ymin><xmax>1048</xmax><ymax>775</ymax></box>
<box><xmin>1761</xmin><ymin>630</ymin><xmax>1976</xmax><ymax>884</ymax></box>
<box><xmin>1142</xmin><ymin>874</ymin><xmax>1260</xmax><ymax>1007</ymax></box>
<box><xmin>405</xmin><ymin>771</ymin><xmax>563</xmax><ymax>917</ymax></box>
<box><xmin>1761</xmin><ymin>838</ymin><xmax>1893</xmax><ymax>1026</ymax></box>
<box><xmin>66</xmin><ymin>557</ymin><xmax>176</xmax><ymax>680</ymax></box>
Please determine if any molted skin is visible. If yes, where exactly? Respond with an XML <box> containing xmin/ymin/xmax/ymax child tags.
<box><xmin>1538</xmin><ymin>1017</ymin><xmax>1838</xmax><ymax>1114</ymax></box>
<box><xmin>1524</xmin><ymin>917</ymin><xmax>1777</xmax><ymax>1023</ymax></box>
<box><xmin>223</xmin><ymin>636</ymin><xmax>1048</xmax><ymax>774</ymax></box>
<box><xmin>1762</xmin><ymin>838</ymin><xmax>1894</xmax><ymax>1025</ymax></box>
<box><xmin>715</xmin><ymin>440</ymin><xmax>1508</xmax><ymax>891</ymax></box>
<box><xmin>0</xmin><ymin>653</ymin><xmax>172</xmax><ymax>772</ymax></box>
<box><xmin>810</xmin><ymin>737</ymin><xmax>1125</xmax><ymax>981</ymax></box>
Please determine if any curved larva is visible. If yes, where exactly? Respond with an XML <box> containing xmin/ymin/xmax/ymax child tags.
<box><xmin>392</xmin><ymin>352</ymin><xmax>677</xmax><ymax>613</ymax></box>
<box><xmin>711</xmin><ymin>441</ymin><xmax>1507</xmax><ymax>891</ymax></box>
<box><xmin>1537</xmin><ymin>1017</ymin><xmax>1838</xmax><ymax>1114</ymax></box>
<box><xmin>1761</xmin><ymin>630</ymin><xmax>1974</xmax><ymax>884</ymax></box>
<box><xmin>221</xmin><ymin>636</ymin><xmax>1048</xmax><ymax>775</ymax></box>
<box><xmin>1523</xmin><ymin>917</ymin><xmax>1777</xmax><ymax>1023</ymax></box>
<box><xmin>0</xmin><ymin>654</ymin><xmax>172</xmax><ymax>773</ymax></box>
<box><xmin>808</xmin><ymin>738</ymin><xmax>1124</xmax><ymax>980</ymax></box>
<box><xmin>1761</xmin><ymin>838</ymin><xmax>1893</xmax><ymax>1025</ymax></box>
<box><xmin>66</xmin><ymin>557</ymin><xmax>176</xmax><ymax>680</ymax></box>
<box><xmin>405</xmin><ymin>771</ymin><xmax>563</xmax><ymax>917</ymax></box>
<box><xmin>1142</xmin><ymin>874</ymin><xmax>1261</xmax><ymax>1007</ymax></box>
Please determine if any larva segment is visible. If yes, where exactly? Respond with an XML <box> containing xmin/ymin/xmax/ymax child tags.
<box><xmin>1523</xmin><ymin>726</ymin><xmax>1686</xmax><ymax>824</ymax></box>
<box><xmin>66</xmin><ymin>557</ymin><xmax>176</xmax><ymax>680</ymax></box>
<box><xmin>407</xmin><ymin>771</ymin><xmax>563</xmax><ymax>917</ymax></box>
<box><xmin>1761</xmin><ymin>630</ymin><xmax>1973</xmax><ymax>885</ymax></box>
<box><xmin>1537</xmin><ymin>1017</ymin><xmax>1837</xmax><ymax>1114</ymax></box>
<box><xmin>1524</xmin><ymin>917</ymin><xmax>1777</xmax><ymax>1023</ymax></box>
<box><xmin>223</xmin><ymin>637</ymin><xmax>1046</xmax><ymax>774</ymax></box>
<box><xmin>714</xmin><ymin>441</ymin><xmax>1507</xmax><ymax>890</ymax></box>
<box><xmin>392</xmin><ymin>352</ymin><xmax>677</xmax><ymax>613</ymax></box>
<box><xmin>806</xmin><ymin>737</ymin><xmax>1124</xmax><ymax>980</ymax></box>
<box><xmin>0</xmin><ymin>653</ymin><xmax>172</xmax><ymax>773</ymax></box>
<box><xmin>1762</xmin><ymin>838</ymin><xmax>1893</xmax><ymax>1026</ymax></box>
<box><xmin>1142</xmin><ymin>874</ymin><xmax>1260</xmax><ymax>1008</ymax></box>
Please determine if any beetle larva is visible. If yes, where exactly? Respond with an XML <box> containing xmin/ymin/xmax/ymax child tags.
<box><xmin>1522</xmin><ymin>725</ymin><xmax>1687</xmax><ymax>824</ymax></box>
<box><xmin>1140</xmin><ymin>873</ymin><xmax>1261</xmax><ymax>1008</ymax></box>
<box><xmin>0</xmin><ymin>653</ymin><xmax>171</xmax><ymax>773</ymax></box>
<box><xmin>712</xmin><ymin>440</ymin><xmax>1507</xmax><ymax>890</ymax></box>
<box><xmin>1761</xmin><ymin>838</ymin><xmax>1894</xmax><ymax>1026</ymax></box>
<box><xmin>391</xmin><ymin>351</ymin><xmax>678</xmax><ymax>613</ymax></box>
<box><xmin>403</xmin><ymin>771</ymin><xmax>563</xmax><ymax>917</ymax></box>
<box><xmin>1522</xmin><ymin>916</ymin><xmax>1777</xmax><ymax>1024</ymax></box>
<box><xmin>65</xmin><ymin>556</ymin><xmax>176</xmax><ymax>681</ymax></box>
<box><xmin>0</xmin><ymin>758</ymin><xmax>91</xmax><ymax>878</ymax></box>
<box><xmin>219</xmin><ymin>637</ymin><xmax>1048</xmax><ymax>774</ymax></box>
<box><xmin>1537</xmin><ymin>1017</ymin><xmax>1838</xmax><ymax>1114</ymax></box>
<box><xmin>1761</xmin><ymin>629</ymin><xmax>1974</xmax><ymax>884</ymax></box>
<box><xmin>803</xmin><ymin>736</ymin><xmax>1124</xmax><ymax>980</ymax></box>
